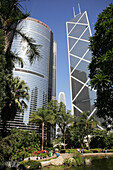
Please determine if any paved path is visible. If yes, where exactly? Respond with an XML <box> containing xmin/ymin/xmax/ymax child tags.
<box><xmin>81</xmin><ymin>152</ymin><xmax>113</xmax><ymax>157</ymax></box>
<box><xmin>60</xmin><ymin>153</ymin><xmax>75</xmax><ymax>159</ymax></box>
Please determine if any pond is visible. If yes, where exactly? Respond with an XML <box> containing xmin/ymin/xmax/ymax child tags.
<box><xmin>43</xmin><ymin>156</ymin><xmax>113</xmax><ymax>170</ymax></box>
<box><xmin>73</xmin><ymin>156</ymin><xmax>113</xmax><ymax>170</ymax></box>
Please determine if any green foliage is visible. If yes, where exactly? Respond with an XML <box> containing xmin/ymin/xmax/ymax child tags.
<box><xmin>19</xmin><ymin>160</ymin><xmax>42</xmax><ymax>170</ymax></box>
<box><xmin>66</xmin><ymin>112</ymin><xmax>98</xmax><ymax>149</ymax></box>
<box><xmin>38</xmin><ymin>152</ymin><xmax>47</xmax><ymax>158</ymax></box>
<box><xmin>89</xmin><ymin>3</ymin><xmax>113</xmax><ymax>127</ymax></box>
<box><xmin>90</xmin><ymin>129</ymin><xmax>109</xmax><ymax>148</ymax></box>
<box><xmin>64</xmin><ymin>154</ymin><xmax>83</xmax><ymax>167</ymax></box>
<box><xmin>0</xmin><ymin>153</ymin><xmax>4</xmax><ymax>164</ymax></box>
<box><xmin>0</xmin><ymin>29</ymin><xmax>6</xmax><ymax>111</ymax></box>
<box><xmin>0</xmin><ymin>130</ymin><xmax>40</xmax><ymax>162</ymax></box>
<box><xmin>56</xmin><ymin>102</ymin><xmax>74</xmax><ymax>149</ymax></box>
<box><xmin>29</xmin><ymin>105</ymin><xmax>55</xmax><ymax>150</ymax></box>
<box><xmin>83</xmin><ymin>149</ymin><xmax>93</xmax><ymax>153</ymax></box>
<box><xmin>0</xmin><ymin>0</ymin><xmax>40</xmax><ymax>136</ymax></box>
<box><xmin>1</xmin><ymin>76</ymin><xmax>30</xmax><ymax>137</ymax></box>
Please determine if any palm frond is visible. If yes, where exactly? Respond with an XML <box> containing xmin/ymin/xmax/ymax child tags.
<box><xmin>16</xmin><ymin>29</ymin><xmax>41</xmax><ymax>64</ymax></box>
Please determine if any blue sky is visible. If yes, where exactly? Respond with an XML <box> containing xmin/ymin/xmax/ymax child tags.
<box><xmin>21</xmin><ymin>0</ymin><xmax>112</xmax><ymax>111</ymax></box>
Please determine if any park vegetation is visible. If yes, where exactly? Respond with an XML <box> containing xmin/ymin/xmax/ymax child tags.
<box><xmin>89</xmin><ymin>3</ymin><xmax>113</xmax><ymax>130</ymax></box>
<box><xmin>0</xmin><ymin>2</ymin><xmax>113</xmax><ymax>169</ymax></box>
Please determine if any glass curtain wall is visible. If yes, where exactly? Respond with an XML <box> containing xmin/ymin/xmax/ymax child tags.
<box><xmin>66</xmin><ymin>11</ymin><xmax>96</xmax><ymax>117</ymax></box>
<box><xmin>12</xmin><ymin>17</ymin><xmax>53</xmax><ymax>125</ymax></box>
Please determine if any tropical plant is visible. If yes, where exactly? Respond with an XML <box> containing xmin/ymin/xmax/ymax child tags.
<box><xmin>0</xmin><ymin>29</ymin><xmax>6</xmax><ymax>112</ymax></box>
<box><xmin>19</xmin><ymin>160</ymin><xmax>42</xmax><ymax>170</ymax></box>
<box><xmin>88</xmin><ymin>3</ymin><xmax>113</xmax><ymax>128</ymax></box>
<box><xmin>0</xmin><ymin>129</ymin><xmax>40</xmax><ymax>162</ymax></box>
<box><xmin>1</xmin><ymin>76</ymin><xmax>29</xmax><ymax>137</ymax></box>
<box><xmin>90</xmin><ymin>129</ymin><xmax>109</xmax><ymax>148</ymax></box>
<box><xmin>29</xmin><ymin>105</ymin><xmax>55</xmax><ymax>150</ymax></box>
<box><xmin>76</xmin><ymin>112</ymin><xmax>98</xmax><ymax>150</ymax></box>
<box><xmin>65</xmin><ymin>123</ymin><xmax>81</xmax><ymax>149</ymax></box>
<box><xmin>56</xmin><ymin>102</ymin><xmax>74</xmax><ymax>149</ymax></box>
<box><xmin>0</xmin><ymin>0</ymin><xmax>40</xmax><ymax>136</ymax></box>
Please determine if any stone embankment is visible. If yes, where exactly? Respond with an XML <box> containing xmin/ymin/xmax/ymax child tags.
<box><xmin>81</xmin><ymin>153</ymin><xmax>113</xmax><ymax>157</ymax></box>
<box><xmin>41</xmin><ymin>152</ymin><xmax>113</xmax><ymax>167</ymax></box>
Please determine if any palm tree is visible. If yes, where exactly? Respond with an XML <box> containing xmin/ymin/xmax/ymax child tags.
<box><xmin>56</xmin><ymin>102</ymin><xmax>74</xmax><ymax>149</ymax></box>
<box><xmin>1</xmin><ymin>76</ymin><xmax>30</xmax><ymax>137</ymax></box>
<box><xmin>0</xmin><ymin>0</ymin><xmax>40</xmax><ymax>78</ymax></box>
<box><xmin>29</xmin><ymin>105</ymin><xmax>55</xmax><ymax>150</ymax></box>
<box><xmin>77</xmin><ymin>112</ymin><xmax>98</xmax><ymax>150</ymax></box>
<box><xmin>0</xmin><ymin>0</ymin><xmax>40</xmax><ymax>136</ymax></box>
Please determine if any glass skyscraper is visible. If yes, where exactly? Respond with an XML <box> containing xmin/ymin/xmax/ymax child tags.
<box><xmin>11</xmin><ymin>17</ymin><xmax>56</xmax><ymax>125</ymax></box>
<box><xmin>66</xmin><ymin>11</ymin><xmax>96</xmax><ymax>117</ymax></box>
<box><xmin>58</xmin><ymin>92</ymin><xmax>66</xmax><ymax>106</ymax></box>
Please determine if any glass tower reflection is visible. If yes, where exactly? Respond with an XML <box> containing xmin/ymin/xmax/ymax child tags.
<box><xmin>11</xmin><ymin>17</ymin><xmax>56</xmax><ymax>125</ymax></box>
<box><xmin>66</xmin><ymin>11</ymin><xmax>96</xmax><ymax>117</ymax></box>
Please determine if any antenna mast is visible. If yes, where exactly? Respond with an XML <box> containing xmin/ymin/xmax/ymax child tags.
<box><xmin>73</xmin><ymin>7</ymin><xmax>76</xmax><ymax>17</ymax></box>
<box><xmin>78</xmin><ymin>3</ymin><xmax>81</xmax><ymax>14</ymax></box>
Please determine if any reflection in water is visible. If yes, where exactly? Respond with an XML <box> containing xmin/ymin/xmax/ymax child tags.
<box><xmin>66</xmin><ymin>156</ymin><xmax>113</xmax><ymax>170</ymax></box>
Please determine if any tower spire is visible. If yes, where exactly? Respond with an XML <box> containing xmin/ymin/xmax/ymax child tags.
<box><xmin>78</xmin><ymin>3</ymin><xmax>81</xmax><ymax>14</ymax></box>
<box><xmin>73</xmin><ymin>7</ymin><xmax>76</xmax><ymax>17</ymax></box>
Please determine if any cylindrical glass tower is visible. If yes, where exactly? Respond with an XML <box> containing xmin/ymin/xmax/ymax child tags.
<box><xmin>12</xmin><ymin>17</ymin><xmax>54</xmax><ymax>125</ymax></box>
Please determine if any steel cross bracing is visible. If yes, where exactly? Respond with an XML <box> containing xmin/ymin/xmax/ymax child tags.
<box><xmin>66</xmin><ymin>11</ymin><xmax>97</xmax><ymax>117</ymax></box>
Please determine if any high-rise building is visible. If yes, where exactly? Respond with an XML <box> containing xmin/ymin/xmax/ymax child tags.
<box><xmin>66</xmin><ymin>11</ymin><xmax>96</xmax><ymax>117</ymax></box>
<box><xmin>58</xmin><ymin>92</ymin><xmax>66</xmax><ymax>106</ymax></box>
<box><xmin>4</xmin><ymin>17</ymin><xmax>56</xmax><ymax>130</ymax></box>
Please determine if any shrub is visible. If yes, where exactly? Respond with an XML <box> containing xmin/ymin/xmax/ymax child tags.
<box><xmin>108</xmin><ymin>149</ymin><xmax>113</xmax><ymax>152</ymax></box>
<box><xmin>19</xmin><ymin>160</ymin><xmax>42</xmax><ymax>169</ymax></box>
<box><xmin>38</xmin><ymin>153</ymin><xmax>47</xmax><ymax>158</ymax></box>
<box><xmin>0</xmin><ymin>154</ymin><xmax>4</xmax><ymax>164</ymax></box>
<box><xmin>60</xmin><ymin>149</ymin><xmax>66</xmax><ymax>153</ymax></box>
<box><xmin>83</xmin><ymin>149</ymin><xmax>93</xmax><ymax>153</ymax></box>
<box><xmin>0</xmin><ymin>130</ymin><xmax>40</xmax><ymax>162</ymax></box>
<box><xmin>65</xmin><ymin>149</ymin><xmax>78</xmax><ymax>154</ymax></box>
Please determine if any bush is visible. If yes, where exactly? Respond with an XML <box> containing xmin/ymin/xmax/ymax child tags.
<box><xmin>0</xmin><ymin>130</ymin><xmax>40</xmax><ymax>162</ymax></box>
<box><xmin>60</xmin><ymin>149</ymin><xmax>66</xmax><ymax>153</ymax></box>
<box><xmin>0</xmin><ymin>154</ymin><xmax>4</xmax><ymax>164</ymax></box>
<box><xmin>83</xmin><ymin>149</ymin><xmax>93</xmax><ymax>153</ymax></box>
<box><xmin>19</xmin><ymin>160</ymin><xmax>42</xmax><ymax>170</ymax></box>
<box><xmin>64</xmin><ymin>153</ymin><xmax>83</xmax><ymax>167</ymax></box>
<box><xmin>108</xmin><ymin>149</ymin><xmax>113</xmax><ymax>152</ymax></box>
<box><xmin>65</xmin><ymin>149</ymin><xmax>78</xmax><ymax>154</ymax></box>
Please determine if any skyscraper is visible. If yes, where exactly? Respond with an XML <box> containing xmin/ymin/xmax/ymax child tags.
<box><xmin>11</xmin><ymin>17</ymin><xmax>56</xmax><ymax>126</ymax></box>
<box><xmin>58</xmin><ymin>92</ymin><xmax>66</xmax><ymax>106</ymax></box>
<box><xmin>66</xmin><ymin>10</ymin><xmax>96</xmax><ymax>117</ymax></box>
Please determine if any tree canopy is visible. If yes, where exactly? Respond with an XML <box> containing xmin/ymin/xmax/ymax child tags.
<box><xmin>89</xmin><ymin>3</ymin><xmax>113</xmax><ymax>128</ymax></box>
<box><xmin>29</xmin><ymin>105</ymin><xmax>55</xmax><ymax>150</ymax></box>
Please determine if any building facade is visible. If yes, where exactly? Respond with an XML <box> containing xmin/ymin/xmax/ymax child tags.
<box><xmin>10</xmin><ymin>17</ymin><xmax>56</xmax><ymax>126</ymax></box>
<box><xmin>66</xmin><ymin>11</ymin><xmax>96</xmax><ymax>117</ymax></box>
<box><xmin>58</xmin><ymin>92</ymin><xmax>66</xmax><ymax>106</ymax></box>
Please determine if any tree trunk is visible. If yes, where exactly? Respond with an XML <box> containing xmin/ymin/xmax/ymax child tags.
<box><xmin>2</xmin><ymin>120</ymin><xmax>7</xmax><ymax>138</ymax></box>
<box><xmin>64</xmin><ymin>132</ymin><xmax>65</xmax><ymax>149</ymax></box>
<box><xmin>86</xmin><ymin>121</ymin><xmax>90</xmax><ymax>150</ymax></box>
<box><xmin>87</xmin><ymin>133</ymin><xmax>90</xmax><ymax>150</ymax></box>
<box><xmin>45</xmin><ymin>125</ymin><xmax>47</xmax><ymax>146</ymax></box>
<box><xmin>42</xmin><ymin>122</ymin><xmax>44</xmax><ymax>150</ymax></box>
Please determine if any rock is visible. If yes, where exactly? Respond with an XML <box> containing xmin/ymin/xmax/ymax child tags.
<box><xmin>68</xmin><ymin>158</ymin><xmax>75</xmax><ymax>163</ymax></box>
<box><xmin>50</xmin><ymin>156</ymin><xmax>64</xmax><ymax>166</ymax></box>
<box><xmin>85</xmin><ymin>158</ymin><xmax>91</xmax><ymax>165</ymax></box>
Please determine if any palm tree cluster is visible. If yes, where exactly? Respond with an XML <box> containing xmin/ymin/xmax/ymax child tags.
<box><xmin>29</xmin><ymin>100</ymin><xmax>74</xmax><ymax>150</ymax></box>
<box><xmin>0</xmin><ymin>0</ymin><xmax>40</xmax><ymax>137</ymax></box>
<box><xmin>29</xmin><ymin>100</ymin><xmax>99</xmax><ymax>151</ymax></box>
